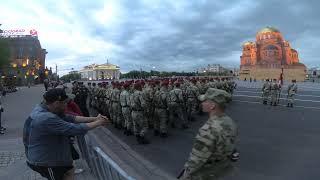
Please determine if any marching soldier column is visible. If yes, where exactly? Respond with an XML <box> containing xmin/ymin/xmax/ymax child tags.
<box><xmin>79</xmin><ymin>77</ymin><xmax>236</xmax><ymax>145</ymax></box>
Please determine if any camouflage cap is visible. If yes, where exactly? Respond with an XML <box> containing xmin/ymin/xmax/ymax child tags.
<box><xmin>198</xmin><ymin>88</ymin><xmax>232</xmax><ymax>105</ymax></box>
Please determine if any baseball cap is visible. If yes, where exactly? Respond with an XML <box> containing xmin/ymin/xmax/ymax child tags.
<box><xmin>198</xmin><ymin>88</ymin><xmax>232</xmax><ymax>105</ymax></box>
<box><xmin>43</xmin><ymin>88</ymin><xmax>69</xmax><ymax>103</ymax></box>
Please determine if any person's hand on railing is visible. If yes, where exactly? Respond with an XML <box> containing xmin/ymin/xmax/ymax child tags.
<box><xmin>95</xmin><ymin>114</ymin><xmax>110</xmax><ymax>127</ymax></box>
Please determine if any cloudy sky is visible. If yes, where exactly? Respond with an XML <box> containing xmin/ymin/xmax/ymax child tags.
<box><xmin>1</xmin><ymin>0</ymin><xmax>319</xmax><ymax>75</ymax></box>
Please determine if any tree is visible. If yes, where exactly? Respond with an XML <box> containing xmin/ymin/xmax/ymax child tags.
<box><xmin>0</xmin><ymin>39</ymin><xmax>10</xmax><ymax>70</ymax></box>
<box><xmin>60</xmin><ymin>72</ymin><xmax>81</xmax><ymax>82</ymax></box>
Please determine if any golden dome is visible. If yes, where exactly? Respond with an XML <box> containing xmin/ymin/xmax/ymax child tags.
<box><xmin>257</xmin><ymin>26</ymin><xmax>280</xmax><ymax>34</ymax></box>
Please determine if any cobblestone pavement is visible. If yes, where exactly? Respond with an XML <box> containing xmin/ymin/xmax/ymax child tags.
<box><xmin>0</xmin><ymin>151</ymin><xmax>25</xmax><ymax>167</ymax></box>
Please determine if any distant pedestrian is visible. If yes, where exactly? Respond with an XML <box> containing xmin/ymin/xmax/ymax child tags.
<box><xmin>23</xmin><ymin>88</ymin><xmax>110</xmax><ymax>180</ymax></box>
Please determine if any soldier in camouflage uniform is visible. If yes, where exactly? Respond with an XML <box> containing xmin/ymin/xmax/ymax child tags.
<box><xmin>95</xmin><ymin>83</ymin><xmax>103</xmax><ymax>112</ymax></box>
<box><xmin>104</xmin><ymin>82</ymin><xmax>112</xmax><ymax>119</ymax></box>
<box><xmin>130</xmin><ymin>83</ymin><xmax>150</xmax><ymax>144</ymax></box>
<box><xmin>180</xmin><ymin>88</ymin><xmax>237</xmax><ymax>180</ymax></box>
<box><xmin>286</xmin><ymin>79</ymin><xmax>298</xmax><ymax>107</ymax></box>
<box><xmin>185</xmin><ymin>80</ymin><xmax>200</xmax><ymax>122</ymax></box>
<box><xmin>74</xmin><ymin>82</ymin><xmax>89</xmax><ymax>116</ymax></box>
<box><xmin>120</xmin><ymin>83</ymin><xmax>133</xmax><ymax>135</ymax></box>
<box><xmin>89</xmin><ymin>83</ymin><xmax>95</xmax><ymax>108</ymax></box>
<box><xmin>111</xmin><ymin>82</ymin><xmax>123</xmax><ymax>129</ymax></box>
<box><xmin>261</xmin><ymin>79</ymin><xmax>271</xmax><ymax>105</ymax></box>
<box><xmin>153</xmin><ymin>81</ymin><xmax>169</xmax><ymax>137</ymax></box>
<box><xmin>142</xmin><ymin>82</ymin><xmax>155</xmax><ymax>129</ymax></box>
<box><xmin>168</xmin><ymin>82</ymin><xmax>188</xmax><ymax>129</ymax></box>
<box><xmin>270</xmin><ymin>79</ymin><xmax>280</xmax><ymax>106</ymax></box>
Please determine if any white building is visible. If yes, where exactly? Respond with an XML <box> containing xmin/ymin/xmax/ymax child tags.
<box><xmin>79</xmin><ymin>63</ymin><xmax>120</xmax><ymax>80</ymax></box>
<box><xmin>198</xmin><ymin>64</ymin><xmax>229</xmax><ymax>73</ymax></box>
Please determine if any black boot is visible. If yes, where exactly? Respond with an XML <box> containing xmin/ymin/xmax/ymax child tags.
<box><xmin>123</xmin><ymin>130</ymin><xmax>128</xmax><ymax>135</ymax></box>
<box><xmin>287</xmin><ymin>103</ymin><xmax>290</xmax><ymax>107</ymax></box>
<box><xmin>290</xmin><ymin>103</ymin><xmax>293</xmax><ymax>107</ymax></box>
<box><xmin>154</xmin><ymin>130</ymin><xmax>160</xmax><ymax>136</ymax></box>
<box><xmin>160</xmin><ymin>132</ymin><xmax>168</xmax><ymax>138</ymax></box>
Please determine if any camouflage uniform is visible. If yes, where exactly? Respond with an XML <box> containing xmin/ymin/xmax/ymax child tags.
<box><xmin>130</xmin><ymin>86</ymin><xmax>149</xmax><ymax>144</ymax></box>
<box><xmin>185</xmin><ymin>83</ymin><xmax>200</xmax><ymax>121</ymax></box>
<box><xmin>182</xmin><ymin>88</ymin><xmax>237</xmax><ymax>180</ymax></box>
<box><xmin>142</xmin><ymin>85</ymin><xmax>155</xmax><ymax>128</ymax></box>
<box><xmin>120</xmin><ymin>87</ymin><xmax>133</xmax><ymax>135</ymax></box>
<box><xmin>153</xmin><ymin>85</ymin><xmax>169</xmax><ymax>136</ymax></box>
<box><xmin>74</xmin><ymin>83</ymin><xmax>89</xmax><ymax>116</ymax></box>
<box><xmin>104</xmin><ymin>86</ymin><xmax>112</xmax><ymax>119</ymax></box>
<box><xmin>261</xmin><ymin>80</ymin><xmax>271</xmax><ymax>104</ymax></box>
<box><xmin>111</xmin><ymin>85</ymin><xmax>123</xmax><ymax>128</ymax></box>
<box><xmin>168</xmin><ymin>85</ymin><xmax>188</xmax><ymax>129</ymax></box>
<box><xmin>287</xmin><ymin>81</ymin><xmax>298</xmax><ymax>107</ymax></box>
<box><xmin>270</xmin><ymin>80</ymin><xmax>280</xmax><ymax>106</ymax></box>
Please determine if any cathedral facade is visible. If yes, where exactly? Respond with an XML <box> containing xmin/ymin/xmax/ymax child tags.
<box><xmin>239</xmin><ymin>27</ymin><xmax>306</xmax><ymax>81</ymax></box>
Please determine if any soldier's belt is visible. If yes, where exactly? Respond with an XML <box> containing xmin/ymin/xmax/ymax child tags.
<box><xmin>112</xmin><ymin>101</ymin><xmax>119</xmax><ymax>103</ymax></box>
<box><xmin>121</xmin><ymin>106</ymin><xmax>130</xmax><ymax>108</ymax></box>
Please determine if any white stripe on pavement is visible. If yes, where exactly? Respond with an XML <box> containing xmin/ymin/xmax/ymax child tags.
<box><xmin>233</xmin><ymin>94</ymin><xmax>320</xmax><ymax>103</ymax></box>
<box><xmin>232</xmin><ymin>100</ymin><xmax>320</xmax><ymax>110</ymax></box>
<box><xmin>236</xmin><ymin>87</ymin><xmax>320</xmax><ymax>92</ymax></box>
<box><xmin>235</xmin><ymin>90</ymin><xmax>320</xmax><ymax>98</ymax></box>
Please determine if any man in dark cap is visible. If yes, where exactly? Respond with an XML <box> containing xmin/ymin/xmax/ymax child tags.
<box><xmin>23</xmin><ymin>88</ymin><xmax>109</xmax><ymax>180</ymax></box>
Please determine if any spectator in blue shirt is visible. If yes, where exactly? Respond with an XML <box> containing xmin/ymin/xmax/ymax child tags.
<box><xmin>23</xmin><ymin>88</ymin><xmax>109</xmax><ymax>180</ymax></box>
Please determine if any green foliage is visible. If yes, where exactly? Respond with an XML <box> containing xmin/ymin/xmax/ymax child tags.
<box><xmin>60</xmin><ymin>72</ymin><xmax>81</xmax><ymax>82</ymax></box>
<box><xmin>120</xmin><ymin>70</ymin><xmax>197</xmax><ymax>79</ymax></box>
<box><xmin>0</xmin><ymin>39</ymin><xmax>10</xmax><ymax>69</ymax></box>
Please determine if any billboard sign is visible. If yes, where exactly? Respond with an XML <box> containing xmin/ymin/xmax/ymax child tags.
<box><xmin>0</xmin><ymin>29</ymin><xmax>38</xmax><ymax>37</ymax></box>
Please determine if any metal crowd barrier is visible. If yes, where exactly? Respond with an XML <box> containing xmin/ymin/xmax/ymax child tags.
<box><xmin>76</xmin><ymin>135</ymin><xmax>136</xmax><ymax>180</ymax></box>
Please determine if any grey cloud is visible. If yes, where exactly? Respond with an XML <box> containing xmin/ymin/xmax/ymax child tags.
<box><xmin>45</xmin><ymin>0</ymin><xmax>320</xmax><ymax>72</ymax></box>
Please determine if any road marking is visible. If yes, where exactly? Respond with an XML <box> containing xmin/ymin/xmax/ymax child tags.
<box><xmin>232</xmin><ymin>100</ymin><xmax>320</xmax><ymax>110</ymax></box>
<box><xmin>235</xmin><ymin>90</ymin><xmax>320</xmax><ymax>98</ymax></box>
<box><xmin>236</xmin><ymin>86</ymin><xmax>320</xmax><ymax>92</ymax></box>
<box><xmin>233</xmin><ymin>94</ymin><xmax>320</xmax><ymax>103</ymax></box>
